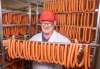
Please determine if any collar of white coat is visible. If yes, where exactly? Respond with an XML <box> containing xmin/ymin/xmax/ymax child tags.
<box><xmin>48</xmin><ymin>30</ymin><xmax>56</xmax><ymax>42</ymax></box>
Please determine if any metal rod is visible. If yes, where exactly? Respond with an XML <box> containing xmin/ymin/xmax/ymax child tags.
<box><xmin>55</xmin><ymin>9</ymin><xmax>98</xmax><ymax>14</ymax></box>
<box><xmin>2</xmin><ymin>9</ymin><xmax>28</xmax><ymax>14</ymax></box>
<box><xmin>91</xmin><ymin>0</ymin><xmax>100</xmax><ymax>69</ymax></box>
<box><xmin>28</xmin><ymin>4</ymin><xmax>32</xmax><ymax>37</ymax></box>
<box><xmin>5</xmin><ymin>60</ymin><xmax>20</xmax><ymax>67</ymax></box>
<box><xmin>15</xmin><ymin>40</ymin><xmax>99</xmax><ymax>47</ymax></box>
<box><xmin>95</xmin><ymin>1</ymin><xmax>100</xmax><ymax>43</ymax></box>
<box><xmin>36</xmin><ymin>24</ymin><xmax>97</xmax><ymax>30</ymax></box>
<box><xmin>36</xmin><ymin>0</ymin><xmax>39</xmax><ymax>33</ymax></box>
<box><xmin>2</xmin><ymin>9</ymin><xmax>37</xmax><ymax>15</ymax></box>
<box><xmin>2</xmin><ymin>24</ymin><xmax>30</xmax><ymax>27</ymax></box>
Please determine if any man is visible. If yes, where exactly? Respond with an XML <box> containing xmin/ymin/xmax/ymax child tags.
<box><xmin>30</xmin><ymin>10</ymin><xmax>71</xmax><ymax>69</ymax></box>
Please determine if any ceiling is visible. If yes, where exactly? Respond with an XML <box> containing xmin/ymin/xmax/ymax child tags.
<box><xmin>1</xmin><ymin>0</ymin><xmax>43</xmax><ymax>13</ymax></box>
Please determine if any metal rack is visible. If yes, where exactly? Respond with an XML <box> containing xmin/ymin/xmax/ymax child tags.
<box><xmin>91</xmin><ymin>0</ymin><xmax>100</xmax><ymax>69</ymax></box>
<box><xmin>0</xmin><ymin>0</ymin><xmax>43</xmax><ymax>69</ymax></box>
<box><xmin>0</xmin><ymin>0</ymin><xmax>6</xmax><ymax>68</ymax></box>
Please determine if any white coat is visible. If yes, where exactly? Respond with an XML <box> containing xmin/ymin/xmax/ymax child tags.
<box><xmin>30</xmin><ymin>30</ymin><xmax>71</xmax><ymax>44</ymax></box>
<box><xmin>30</xmin><ymin>30</ymin><xmax>71</xmax><ymax>69</ymax></box>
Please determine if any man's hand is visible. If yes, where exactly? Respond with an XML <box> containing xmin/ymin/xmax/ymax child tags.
<box><xmin>74</xmin><ymin>39</ymin><xmax>84</xmax><ymax>62</ymax></box>
<box><xmin>3</xmin><ymin>39</ymin><xmax>9</xmax><ymax>49</ymax></box>
<box><xmin>74</xmin><ymin>39</ymin><xmax>84</xmax><ymax>57</ymax></box>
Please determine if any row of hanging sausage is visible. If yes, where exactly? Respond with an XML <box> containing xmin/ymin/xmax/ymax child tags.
<box><xmin>3</xmin><ymin>12</ymin><xmax>96</xmax><ymax>27</ymax></box>
<box><xmin>43</xmin><ymin>0</ymin><xmax>96</xmax><ymax>13</ymax></box>
<box><xmin>3</xmin><ymin>26</ymin><xmax>95</xmax><ymax>43</ymax></box>
<box><xmin>56</xmin><ymin>26</ymin><xmax>95</xmax><ymax>43</ymax></box>
<box><xmin>2</xmin><ymin>13</ymin><xmax>36</xmax><ymax>24</ymax></box>
<box><xmin>3</xmin><ymin>26</ymin><xmax>36</xmax><ymax>38</ymax></box>
<box><xmin>56</xmin><ymin>12</ymin><xmax>96</xmax><ymax>43</ymax></box>
<box><xmin>56</xmin><ymin>12</ymin><xmax>96</xmax><ymax>27</ymax></box>
<box><xmin>5</xmin><ymin>39</ymin><xmax>90</xmax><ymax>69</ymax></box>
<box><xmin>2</xmin><ymin>13</ymin><xmax>37</xmax><ymax>38</ymax></box>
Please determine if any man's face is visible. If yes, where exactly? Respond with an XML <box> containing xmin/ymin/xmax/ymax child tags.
<box><xmin>41</xmin><ymin>21</ymin><xmax>54</xmax><ymax>34</ymax></box>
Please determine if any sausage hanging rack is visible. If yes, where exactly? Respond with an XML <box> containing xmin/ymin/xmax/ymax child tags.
<box><xmin>0</xmin><ymin>0</ymin><xmax>43</xmax><ymax>69</ymax></box>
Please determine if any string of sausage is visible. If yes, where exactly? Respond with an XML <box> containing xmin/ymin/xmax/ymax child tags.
<box><xmin>5</xmin><ymin>39</ymin><xmax>90</xmax><ymax>69</ymax></box>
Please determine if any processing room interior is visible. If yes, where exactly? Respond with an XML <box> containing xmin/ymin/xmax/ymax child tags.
<box><xmin>0</xmin><ymin>0</ymin><xmax>100</xmax><ymax>69</ymax></box>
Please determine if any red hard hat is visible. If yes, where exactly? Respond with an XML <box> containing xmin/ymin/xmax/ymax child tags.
<box><xmin>39</xmin><ymin>10</ymin><xmax>55</xmax><ymax>23</ymax></box>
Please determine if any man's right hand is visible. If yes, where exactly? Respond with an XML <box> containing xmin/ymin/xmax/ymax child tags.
<box><xmin>3</xmin><ymin>39</ymin><xmax>9</xmax><ymax>49</ymax></box>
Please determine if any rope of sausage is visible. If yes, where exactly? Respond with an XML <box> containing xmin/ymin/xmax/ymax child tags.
<box><xmin>27</xmin><ymin>41</ymin><xmax>31</xmax><ymax>60</ymax></box>
<box><xmin>33</xmin><ymin>42</ymin><xmax>37</xmax><ymax>61</ymax></box>
<box><xmin>45</xmin><ymin>43</ymin><xmax>50</xmax><ymax>63</ymax></box>
<box><xmin>16</xmin><ymin>40</ymin><xmax>21</xmax><ymax>58</ymax></box>
<box><xmin>52</xmin><ymin>43</ymin><xmax>56</xmax><ymax>64</ymax></box>
<box><xmin>35</xmin><ymin>42</ymin><xmax>39</xmax><ymax>61</ymax></box>
<box><xmin>66</xmin><ymin>43</ymin><xmax>73</xmax><ymax>68</ymax></box>
<box><xmin>81</xmin><ymin>0</ymin><xmax>84</xmax><ymax>11</ymax></box>
<box><xmin>73</xmin><ymin>14</ymin><xmax>76</xmax><ymax>38</ymax></box>
<box><xmin>84</xmin><ymin>45</ymin><xmax>89</xmax><ymax>69</ymax></box>
<box><xmin>86</xmin><ymin>28</ymin><xmax>91</xmax><ymax>43</ymax></box>
<box><xmin>7</xmin><ymin>39</ymin><xmax>12</xmax><ymax>59</ymax></box>
<box><xmin>6</xmin><ymin>39</ymin><xmax>90</xmax><ymax>69</ymax></box>
<box><xmin>70</xmin><ymin>43</ymin><xmax>76</xmax><ymax>68</ymax></box>
<box><xmin>38</xmin><ymin>43</ymin><xmax>41</xmax><ymax>62</ymax></box>
<box><xmin>24</xmin><ymin>40</ymin><xmax>29</xmax><ymax>60</ymax></box>
<box><xmin>86</xmin><ymin>0</ymin><xmax>89</xmax><ymax>11</ymax></box>
<box><xmin>85</xmin><ymin>28</ymin><xmax>88</xmax><ymax>43</ymax></box>
<box><xmin>77</xmin><ymin>27</ymin><xmax>81</xmax><ymax>42</ymax></box>
<box><xmin>57</xmin><ymin>43</ymin><xmax>60</xmax><ymax>64</ymax></box>
<box><xmin>80</xmin><ymin>13</ymin><xmax>84</xmax><ymax>27</ymax></box>
<box><xmin>60</xmin><ymin>44</ymin><xmax>65</xmax><ymax>65</ymax></box>
<box><xmin>10</xmin><ymin>39</ymin><xmax>15</xmax><ymax>59</ymax></box>
<box><xmin>63</xmin><ymin>44</ymin><xmax>68</xmax><ymax>67</ymax></box>
<box><xmin>43</xmin><ymin>42</ymin><xmax>48</xmax><ymax>63</ymax></box>
<box><xmin>91</xmin><ymin>0</ymin><xmax>96</xmax><ymax>11</ymax></box>
<box><xmin>42</xmin><ymin>42</ymin><xmax>46</xmax><ymax>63</ymax></box>
<box><xmin>46</xmin><ymin>43</ymin><xmax>51</xmax><ymax>63</ymax></box>
<box><xmin>55</xmin><ymin>44</ymin><xmax>59</xmax><ymax>64</ymax></box>
<box><xmin>20</xmin><ymin>40</ymin><xmax>25</xmax><ymax>59</ymax></box>
<box><xmin>12</xmin><ymin>39</ymin><xmax>17</xmax><ymax>59</ymax></box>
<box><xmin>31</xmin><ymin>41</ymin><xmax>35</xmax><ymax>60</ymax></box>
<box><xmin>50</xmin><ymin>43</ymin><xmax>54</xmax><ymax>63</ymax></box>
<box><xmin>40</xmin><ymin>42</ymin><xmax>44</xmax><ymax>62</ymax></box>
<box><xmin>72</xmin><ymin>0</ymin><xmax>74</xmax><ymax>11</ymax></box>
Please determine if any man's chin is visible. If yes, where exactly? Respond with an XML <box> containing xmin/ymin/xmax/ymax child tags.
<box><xmin>42</xmin><ymin>31</ymin><xmax>49</xmax><ymax>34</ymax></box>
<box><xmin>44</xmin><ymin>32</ymin><xmax>49</xmax><ymax>35</ymax></box>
